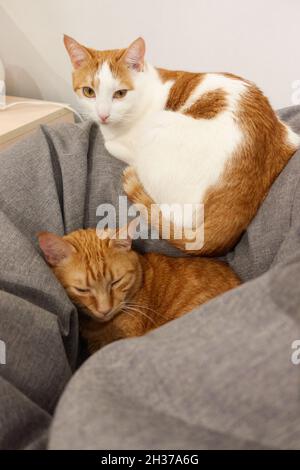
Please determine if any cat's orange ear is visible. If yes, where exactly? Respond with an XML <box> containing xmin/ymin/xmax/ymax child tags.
<box><xmin>109</xmin><ymin>218</ymin><xmax>140</xmax><ymax>251</ymax></box>
<box><xmin>37</xmin><ymin>232</ymin><xmax>76</xmax><ymax>266</ymax></box>
<box><xmin>123</xmin><ymin>37</ymin><xmax>145</xmax><ymax>71</ymax></box>
<box><xmin>63</xmin><ymin>35</ymin><xmax>92</xmax><ymax>70</ymax></box>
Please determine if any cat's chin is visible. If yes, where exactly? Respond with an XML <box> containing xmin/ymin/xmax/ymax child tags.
<box><xmin>86</xmin><ymin>309</ymin><xmax>120</xmax><ymax>323</ymax></box>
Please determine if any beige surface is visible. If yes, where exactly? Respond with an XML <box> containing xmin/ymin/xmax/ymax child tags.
<box><xmin>0</xmin><ymin>96</ymin><xmax>74</xmax><ymax>151</ymax></box>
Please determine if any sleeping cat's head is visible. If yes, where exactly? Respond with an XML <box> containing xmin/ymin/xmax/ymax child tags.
<box><xmin>64</xmin><ymin>35</ymin><xmax>148</xmax><ymax>126</ymax></box>
<box><xmin>37</xmin><ymin>221</ymin><xmax>142</xmax><ymax>322</ymax></box>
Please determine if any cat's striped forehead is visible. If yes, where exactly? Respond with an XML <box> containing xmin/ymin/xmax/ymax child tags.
<box><xmin>72</xmin><ymin>48</ymin><xmax>133</xmax><ymax>92</ymax></box>
<box><xmin>65</xmin><ymin>229</ymin><xmax>108</xmax><ymax>262</ymax></box>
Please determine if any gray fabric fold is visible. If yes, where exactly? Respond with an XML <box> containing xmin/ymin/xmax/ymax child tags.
<box><xmin>0</xmin><ymin>106</ymin><xmax>299</xmax><ymax>449</ymax></box>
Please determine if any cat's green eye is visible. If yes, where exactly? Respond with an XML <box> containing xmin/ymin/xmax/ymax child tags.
<box><xmin>82</xmin><ymin>87</ymin><xmax>96</xmax><ymax>98</ymax></box>
<box><xmin>113</xmin><ymin>89</ymin><xmax>128</xmax><ymax>99</ymax></box>
<box><xmin>74</xmin><ymin>287</ymin><xmax>90</xmax><ymax>293</ymax></box>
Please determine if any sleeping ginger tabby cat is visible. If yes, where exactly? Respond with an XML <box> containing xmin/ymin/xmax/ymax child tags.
<box><xmin>38</xmin><ymin>219</ymin><xmax>240</xmax><ymax>353</ymax></box>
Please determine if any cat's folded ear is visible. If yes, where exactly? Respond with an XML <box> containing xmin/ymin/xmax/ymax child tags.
<box><xmin>37</xmin><ymin>232</ymin><xmax>76</xmax><ymax>266</ymax></box>
<box><xmin>123</xmin><ymin>37</ymin><xmax>145</xmax><ymax>72</ymax></box>
<box><xmin>63</xmin><ymin>35</ymin><xmax>93</xmax><ymax>70</ymax></box>
<box><xmin>109</xmin><ymin>217</ymin><xmax>140</xmax><ymax>251</ymax></box>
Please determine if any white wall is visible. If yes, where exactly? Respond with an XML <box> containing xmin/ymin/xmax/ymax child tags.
<box><xmin>0</xmin><ymin>0</ymin><xmax>299</xmax><ymax>110</ymax></box>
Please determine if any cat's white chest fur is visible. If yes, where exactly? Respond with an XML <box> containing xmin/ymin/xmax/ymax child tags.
<box><xmin>102</xmin><ymin>72</ymin><xmax>246</xmax><ymax>220</ymax></box>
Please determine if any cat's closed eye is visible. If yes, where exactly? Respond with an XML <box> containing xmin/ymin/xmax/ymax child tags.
<box><xmin>74</xmin><ymin>287</ymin><xmax>90</xmax><ymax>294</ymax></box>
<box><xmin>113</xmin><ymin>89</ymin><xmax>128</xmax><ymax>99</ymax></box>
<box><xmin>82</xmin><ymin>87</ymin><xmax>96</xmax><ymax>98</ymax></box>
<box><xmin>111</xmin><ymin>277</ymin><xmax>124</xmax><ymax>287</ymax></box>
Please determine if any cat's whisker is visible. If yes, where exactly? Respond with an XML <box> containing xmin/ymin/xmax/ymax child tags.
<box><xmin>125</xmin><ymin>302</ymin><xmax>167</xmax><ymax>321</ymax></box>
<box><xmin>123</xmin><ymin>305</ymin><xmax>158</xmax><ymax>327</ymax></box>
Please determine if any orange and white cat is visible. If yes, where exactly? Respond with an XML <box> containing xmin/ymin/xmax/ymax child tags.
<box><xmin>38</xmin><ymin>219</ymin><xmax>240</xmax><ymax>353</ymax></box>
<box><xmin>64</xmin><ymin>35</ymin><xmax>300</xmax><ymax>254</ymax></box>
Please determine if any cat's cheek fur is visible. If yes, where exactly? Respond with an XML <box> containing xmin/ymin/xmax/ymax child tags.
<box><xmin>76</xmin><ymin>96</ymin><xmax>98</xmax><ymax>121</ymax></box>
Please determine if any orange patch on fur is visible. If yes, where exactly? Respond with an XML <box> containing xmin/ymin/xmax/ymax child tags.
<box><xmin>198</xmin><ymin>85</ymin><xmax>298</xmax><ymax>254</ymax></box>
<box><xmin>72</xmin><ymin>46</ymin><xmax>134</xmax><ymax>93</ymax></box>
<box><xmin>157</xmin><ymin>68</ymin><xmax>205</xmax><ymax>111</ymax></box>
<box><xmin>184</xmin><ymin>88</ymin><xmax>227</xmax><ymax>119</ymax></box>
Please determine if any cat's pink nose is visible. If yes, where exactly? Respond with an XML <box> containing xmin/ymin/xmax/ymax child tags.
<box><xmin>99</xmin><ymin>114</ymin><xmax>110</xmax><ymax>123</ymax></box>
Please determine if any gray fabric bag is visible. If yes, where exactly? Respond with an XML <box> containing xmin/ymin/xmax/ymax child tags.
<box><xmin>0</xmin><ymin>107</ymin><xmax>299</xmax><ymax>449</ymax></box>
